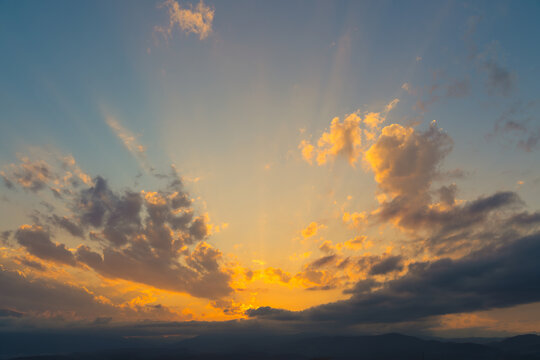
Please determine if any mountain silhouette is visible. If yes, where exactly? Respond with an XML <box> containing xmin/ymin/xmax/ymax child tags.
<box><xmin>4</xmin><ymin>332</ymin><xmax>540</xmax><ymax>360</ymax></box>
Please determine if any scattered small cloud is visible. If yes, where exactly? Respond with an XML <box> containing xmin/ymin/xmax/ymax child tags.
<box><xmin>481</xmin><ymin>59</ymin><xmax>515</xmax><ymax>97</ymax></box>
<box><xmin>155</xmin><ymin>0</ymin><xmax>214</xmax><ymax>41</ymax></box>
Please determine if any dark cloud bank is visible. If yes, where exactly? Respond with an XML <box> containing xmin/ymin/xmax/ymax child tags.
<box><xmin>248</xmin><ymin>232</ymin><xmax>540</xmax><ymax>325</ymax></box>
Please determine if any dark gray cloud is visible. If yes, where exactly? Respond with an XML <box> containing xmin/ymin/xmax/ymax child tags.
<box><xmin>342</xmin><ymin>279</ymin><xmax>379</xmax><ymax>295</ymax></box>
<box><xmin>14</xmin><ymin>225</ymin><xmax>76</xmax><ymax>266</ymax></box>
<box><xmin>518</xmin><ymin>131</ymin><xmax>540</xmax><ymax>152</ymax></box>
<box><xmin>77</xmin><ymin>176</ymin><xmax>115</xmax><ymax>229</ymax></box>
<box><xmin>77</xmin><ymin>241</ymin><xmax>231</xmax><ymax>299</ymax></box>
<box><xmin>248</xmin><ymin>232</ymin><xmax>540</xmax><ymax>325</ymax></box>
<box><xmin>482</xmin><ymin>60</ymin><xmax>515</xmax><ymax>97</ymax></box>
<box><xmin>65</xmin><ymin>173</ymin><xmax>231</xmax><ymax>299</ymax></box>
<box><xmin>0</xmin><ymin>173</ymin><xmax>14</xmax><ymax>189</ymax></box>
<box><xmin>309</xmin><ymin>255</ymin><xmax>337</xmax><ymax>269</ymax></box>
<box><xmin>489</xmin><ymin>100</ymin><xmax>540</xmax><ymax>152</ymax></box>
<box><xmin>244</xmin><ymin>306</ymin><xmax>298</xmax><ymax>321</ymax></box>
<box><xmin>0</xmin><ymin>267</ymin><xmax>116</xmax><ymax>317</ymax></box>
<box><xmin>1</xmin><ymin>230</ymin><xmax>11</xmax><ymax>244</ymax></box>
<box><xmin>0</xmin><ymin>267</ymin><xmax>181</xmax><ymax>324</ymax></box>
<box><xmin>369</xmin><ymin>255</ymin><xmax>403</xmax><ymax>275</ymax></box>
<box><xmin>378</xmin><ymin>188</ymin><xmax>524</xmax><ymax>254</ymax></box>
<box><xmin>506</xmin><ymin>211</ymin><xmax>540</xmax><ymax>228</ymax></box>
<box><xmin>51</xmin><ymin>215</ymin><xmax>85</xmax><ymax>238</ymax></box>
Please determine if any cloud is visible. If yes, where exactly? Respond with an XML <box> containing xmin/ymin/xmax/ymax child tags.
<box><xmin>105</xmin><ymin>115</ymin><xmax>148</xmax><ymax>169</ymax></box>
<box><xmin>369</xmin><ymin>255</ymin><xmax>403</xmax><ymax>275</ymax></box>
<box><xmin>51</xmin><ymin>215</ymin><xmax>85</xmax><ymax>238</ymax></box>
<box><xmin>489</xmin><ymin>100</ymin><xmax>540</xmax><ymax>152</ymax></box>
<box><xmin>15</xmin><ymin>225</ymin><xmax>76</xmax><ymax>266</ymax></box>
<box><xmin>294</xmin><ymin>98</ymin><xmax>540</xmax><ymax>324</ymax></box>
<box><xmin>365</xmin><ymin>121</ymin><xmax>452</xmax><ymax>200</ymax></box>
<box><xmin>71</xmin><ymin>175</ymin><xmax>232</xmax><ymax>299</ymax></box>
<box><xmin>481</xmin><ymin>60</ymin><xmax>515</xmax><ymax>97</ymax></box>
<box><xmin>2</xmin><ymin>150</ymin><xmax>232</xmax><ymax>300</ymax></box>
<box><xmin>301</xmin><ymin>222</ymin><xmax>324</xmax><ymax>239</ymax></box>
<box><xmin>0</xmin><ymin>267</ymin><xmax>177</xmax><ymax>322</ymax></box>
<box><xmin>0</xmin><ymin>158</ymin><xmax>52</xmax><ymax>192</ymax></box>
<box><xmin>364</xmin><ymin>119</ymin><xmax>527</xmax><ymax>254</ymax></box>
<box><xmin>15</xmin><ymin>256</ymin><xmax>46</xmax><ymax>272</ymax></box>
<box><xmin>156</xmin><ymin>0</ymin><xmax>214</xmax><ymax>40</ymax></box>
<box><xmin>248</xmin><ymin>232</ymin><xmax>540</xmax><ymax>325</ymax></box>
<box><xmin>0</xmin><ymin>153</ymin><xmax>93</xmax><ymax>194</ymax></box>
<box><xmin>0</xmin><ymin>267</ymin><xmax>115</xmax><ymax>318</ymax></box>
<box><xmin>319</xmin><ymin>236</ymin><xmax>370</xmax><ymax>254</ymax></box>
<box><xmin>311</xmin><ymin>113</ymin><xmax>362</xmax><ymax>166</ymax></box>
<box><xmin>0</xmin><ymin>308</ymin><xmax>23</xmax><ymax>318</ymax></box>
<box><xmin>298</xmin><ymin>140</ymin><xmax>315</xmax><ymax>165</ymax></box>
<box><xmin>300</xmin><ymin>99</ymin><xmax>399</xmax><ymax>167</ymax></box>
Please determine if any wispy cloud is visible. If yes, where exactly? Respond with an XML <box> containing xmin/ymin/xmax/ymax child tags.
<box><xmin>105</xmin><ymin>115</ymin><xmax>149</xmax><ymax>170</ymax></box>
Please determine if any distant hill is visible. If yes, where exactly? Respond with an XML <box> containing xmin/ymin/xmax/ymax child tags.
<box><xmin>4</xmin><ymin>332</ymin><xmax>540</xmax><ymax>360</ymax></box>
<box><xmin>491</xmin><ymin>334</ymin><xmax>540</xmax><ymax>356</ymax></box>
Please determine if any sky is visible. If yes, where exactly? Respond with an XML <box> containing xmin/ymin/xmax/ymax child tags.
<box><xmin>1</xmin><ymin>0</ymin><xmax>540</xmax><ymax>339</ymax></box>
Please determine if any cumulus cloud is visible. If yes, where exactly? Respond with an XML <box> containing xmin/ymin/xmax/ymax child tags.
<box><xmin>365</xmin><ymin>121</ymin><xmax>453</xmax><ymax>201</ymax></box>
<box><xmin>156</xmin><ymin>0</ymin><xmax>214</xmax><ymax>40</ymax></box>
<box><xmin>299</xmin><ymin>99</ymin><xmax>399</xmax><ymax>167</ymax></box>
<box><xmin>2</xmin><ymin>151</ymin><xmax>232</xmax><ymax>300</ymax></box>
<box><xmin>70</xmin><ymin>175</ymin><xmax>232</xmax><ymax>299</ymax></box>
<box><xmin>293</xmin><ymin>97</ymin><xmax>540</xmax><ymax>325</ymax></box>
<box><xmin>359</xmin><ymin>118</ymin><xmax>536</xmax><ymax>254</ymax></box>
<box><xmin>304</xmin><ymin>113</ymin><xmax>362</xmax><ymax>166</ymax></box>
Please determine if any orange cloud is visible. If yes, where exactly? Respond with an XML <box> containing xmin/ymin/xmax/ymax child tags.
<box><xmin>301</xmin><ymin>221</ymin><xmax>325</xmax><ymax>239</ymax></box>
<box><xmin>299</xmin><ymin>99</ymin><xmax>399</xmax><ymax>167</ymax></box>
<box><xmin>316</xmin><ymin>113</ymin><xmax>363</xmax><ymax>166</ymax></box>
<box><xmin>156</xmin><ymin>0</ymin><xmax>214</xmax><ymax>40</ymax></box>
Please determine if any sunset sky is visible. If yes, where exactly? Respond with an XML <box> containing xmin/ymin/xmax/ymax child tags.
<box><xmin>1</xmin><ymin>0</ymin><xmax>540</xmax><ymax>338</ymax></box>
